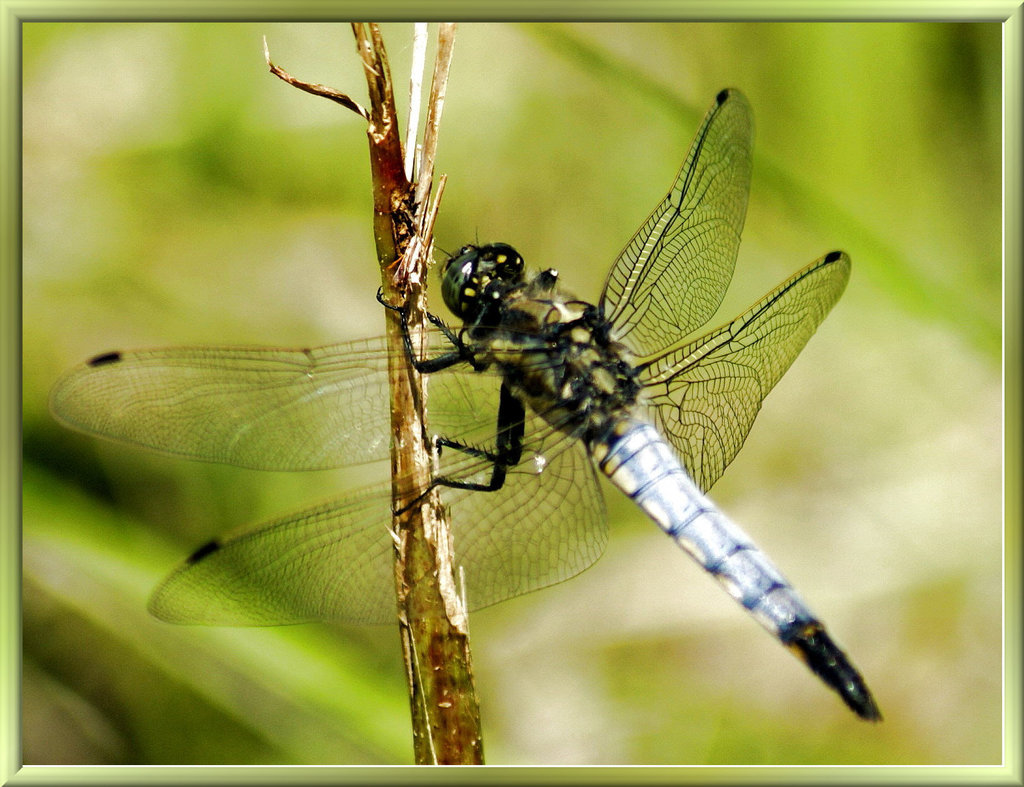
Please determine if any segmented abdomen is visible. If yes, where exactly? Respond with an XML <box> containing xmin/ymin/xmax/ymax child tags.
<box><xmin>592</xmin><ymin>417</ymin><xmax>814</xmax><ymax>637</ymax></box>
<box><xmin>591</xmin><ymin>416</ymin><xmax>881</xmax><ymax>720</ymax></box>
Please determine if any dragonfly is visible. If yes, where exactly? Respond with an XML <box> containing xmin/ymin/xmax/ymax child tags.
<box><xmin>50</xmin><ymin>89</ymin><xmax>880</xmax><ymax>721</ymax></box>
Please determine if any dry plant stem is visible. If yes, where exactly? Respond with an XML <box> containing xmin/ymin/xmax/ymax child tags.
<box><xmin>263</xmin><ymin>36</ymin><xmax>368</xmax><ymax>119</ymax></box>
<box><xmin>268</xmin><ymin>24</ymin><xmax>481</xmax><ymax>765</ymax></box>
<box><xmin>351</xmin><ymin>23</ymin><xmax>483</xmax><ymax>766</ymax></box>
<box><xmin>414</xmin><ymin>23</ymin><xmax>457</xmax><ymax>214</ymax></box>
<box><xmin>404</xmin><ymin>23</ymin><xmax>428</xmax><ymax>180</ymax></box>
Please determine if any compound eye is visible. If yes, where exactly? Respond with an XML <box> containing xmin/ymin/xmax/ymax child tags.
<box><xmin>441</xmin><ymin>245</ymin><xmax>483</xmax><ymax>318</ymax></box>
<box><xmin>484</xmin><ymin>243</ymin><xmax>523</xmax><ymax>281</ymax></box>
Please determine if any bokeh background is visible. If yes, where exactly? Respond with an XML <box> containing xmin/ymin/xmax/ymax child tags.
<box><xmin>22</xmin><ymin>22</ymin><xmax>1002</xmax><ymax>765</ymax></box>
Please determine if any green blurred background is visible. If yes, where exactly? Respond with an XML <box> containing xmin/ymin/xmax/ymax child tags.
<box><xmin>22</xmin><ymin>22</ymin><xmax>1002</xmax><ymax>765</ymax></box>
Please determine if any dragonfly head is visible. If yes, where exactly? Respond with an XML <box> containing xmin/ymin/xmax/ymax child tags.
<box><xmin>441</xmin><ymin>243</ymin><xmax>524</xmax><ymax>321</ymax></box>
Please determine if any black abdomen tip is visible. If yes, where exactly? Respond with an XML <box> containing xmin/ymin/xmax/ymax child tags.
<box><xmin>785</xmin><ymin>622</ymin><xmax>882</xmax><ymax>722</ymax></box>
<box><xmin>88</xmin><ymin>351</ymin><xmax>123</xmax><ymax>367</ymax></box>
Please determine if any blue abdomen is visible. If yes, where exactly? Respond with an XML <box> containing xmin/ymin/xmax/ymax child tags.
<box><xmin>592</xmin><ymin>416</ymin><xmax>816</xmax><ymax>636</ymax></box>
<box><xmin>591</xmin><ymin>416</ymin><xmax>881</xmax><ymax>720</ymax></box>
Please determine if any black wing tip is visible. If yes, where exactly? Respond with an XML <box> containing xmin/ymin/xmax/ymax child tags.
<box><xmin>715</xmin><ymin>87</ymin><xmax>746</xmax><ymax>106</ymax></box>
<box><xmin>87</xmin><ymin>350</ymin><xmax>123</xmax><ymax>367</ymax></box>
<box><xmin>785</xmin><ymin>622</ymin><xmax>883</xmax><ymax>722</ymax></box>
<box><xmin>186</xmin><ymin>539</ymin><xmax>223</xmax><ymax>564</ymax></box>
<box><xmin>824</xmin><ymin>250</ymin><xmax>845</xmax><ymax>264</ymax></box>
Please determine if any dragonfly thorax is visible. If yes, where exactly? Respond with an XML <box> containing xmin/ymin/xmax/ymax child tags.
<box><xmin>441</xmin><ymin>243</ymin><xmax>525</xmax><ymax>322</ymax></box>
<box><xmin>458</xmin><ymin>266</ymin><xmax>645</xmax><ymax>446</ymax></box>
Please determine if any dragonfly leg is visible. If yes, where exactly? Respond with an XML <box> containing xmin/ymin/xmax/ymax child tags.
<box><xmin>393</xmin><ymin>384</ymin><xmax>526</xmax><ymax>516</ymax></box>
<box><xmin>376</xmin><ymin>287</ymin><xmax>473</xmax><ymax>373</ymax></box>
<box><xmin>433</xmin><ymin>382</ymin><xmax>525</xmax><ymax>491</ymax></box>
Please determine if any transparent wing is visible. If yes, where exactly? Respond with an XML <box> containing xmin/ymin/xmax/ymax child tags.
<box><xmin>53</xmin><ymin>323</ymin><xmax>608</xmax><ymax>624</ymax></box>
<box><xmin>638</xmin><ymin>251</ymin><xmax>851</xmax><ymax>493</ymax></box>
<box><xmin>49</xmin><ymin>337</ymin><xmax>397</xmax><ymax>470</ymax></box>
<box><xmin>148</xmin><ymin>411</ymin><xmax>606</xmax><ymax>625</ymax></box>
<box><xmin>445</xmin><ymin>411</ymin><xmax>606</xmax><ymax>613</ymax></box>
<box><xmin>49</xmin><ymin>329</ymin><xmax>502</xmax><ymax>471</ymax></box>
<box><xmin>598</xmin><ymin>88</ymin><xmax>753</xmax><ymax>358</ymax></box>
<box><xmin>147</xmin><ymin>483</ymin><xmax>397</xmax><ymax>625</ymax></box>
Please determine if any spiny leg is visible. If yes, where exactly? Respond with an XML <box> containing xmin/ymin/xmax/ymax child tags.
<box><xmin>394</xmin><ymin>383</ymin><xmax>527</xmax><ymax>515</ymax></box>
<box><xmin>376</xmin><ymin>287</ymin><xmax>470</xmax><ymax>373</ymax></box>
<box><xmin>433</xmin><ymin>382</ymin><xmax>525</xmax><ymax>493</ymax></box>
